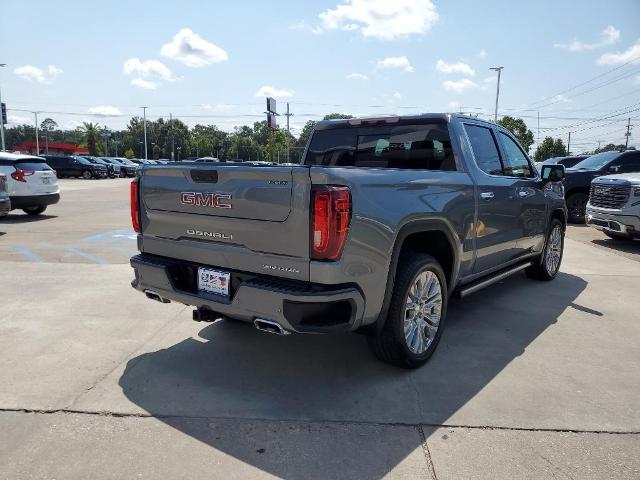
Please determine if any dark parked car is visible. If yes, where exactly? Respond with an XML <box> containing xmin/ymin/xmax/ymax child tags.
<box><xmin>82</xmin><ymin>156</ymin><xmax>118</xmax><ymax>178</ymax></box>
<box><xmin>44</xmin><ymin>155</ymin><xmax>107</xmax><ymax>179</ymax></box>
<box><xmin>542</xmin><ymin>155</ymin><xmax>588</xmax><ymax>169</ymax></box>
<box><xmin>108</xmin><ymin>158</ymin><xmax>137</xmax><ymax>177</ymax></box>
<box><xmin>564</xmin><ymin>150</ymin><xmax>640</xmax><ymax>222</ymax></box>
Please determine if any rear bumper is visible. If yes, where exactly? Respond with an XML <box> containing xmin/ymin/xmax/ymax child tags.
<box><xmin>130</xmin><ymin>253</ymin><xmax>365</xmax><ymax>333</ymax></box>
<box><xmin>10</xmin><ymin>193</ymin><xmax>60</xmax><ymax>210</ymax></box>
<box><xmin>0</xmin><ymin>197</ymin><xmax>10</xmax><ymax>214</ymax></box>
<box><xmin>586</xmin><ymin>207</ymin><xmax>640</xmax><ymax>238</ymax></box>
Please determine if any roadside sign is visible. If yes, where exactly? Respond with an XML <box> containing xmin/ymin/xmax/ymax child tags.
<box><xmin>1</xmin><ymin>103</ymin><xmax>6</xmax><ymax>125</ymax></box>
<box><xmin>267</xmin><ymin>113</ymin><xmax>277</xmax><ymax>129</ymax></box>
<box><xmin>266</xmin><ymin>97</ymin><xmax>277</xmax><ymax>114</ymax></box>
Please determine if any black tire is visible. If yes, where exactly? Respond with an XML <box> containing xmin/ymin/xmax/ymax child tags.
<box><xmin>604</xmin><ymin>231</ymin><xmax>633</xmax><ymax>241</ymax></box>
<box><xmin>23</xmin><ymin>206</ymin><xmax>46</xmax><ymax>216</ymax></box>
<box><xmin>367</xmin><ymin>253</ymin><xmax>448</xmax><ymax>369</ymax></box>
<box><xmin>566</xmin><ymin>193</ymin><xmax>587</xmax><ymax>223</ymax></box>
<box><xmin>82</xmin><ymin>170</ymin><xmax>92</xmax><ymax>180</ymax></box>
<box><xmin>526</xmin><ymin>219</ymin><xmax>564</xmax><ymax>281</ymax></box>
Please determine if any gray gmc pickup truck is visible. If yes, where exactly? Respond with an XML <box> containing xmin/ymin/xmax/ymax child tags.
<box><xmin>130</xmin><ymin>114</ymin><xmax>567</xmax><ymax>368</ymax></box>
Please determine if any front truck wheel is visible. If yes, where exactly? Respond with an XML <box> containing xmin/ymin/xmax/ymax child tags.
<box><xmin>526</xmin><ymin>219</ymin><xmax>564</xmax><ymax>281</ymax></box>
<box><xmin>23</xmin><ymin>206</ymin><xmax>47</xmax><ymax>216</ymax></box>
<box><xmin>368</xmin><ymin>253</ymin><xmax>448</xmax><ymax>369</ymax></box>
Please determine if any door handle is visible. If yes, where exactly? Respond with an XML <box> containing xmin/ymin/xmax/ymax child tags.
<box><xmin>480</xmin><ymin>191</ymin><xmax>495</xmax><ymax>200</ymax></box>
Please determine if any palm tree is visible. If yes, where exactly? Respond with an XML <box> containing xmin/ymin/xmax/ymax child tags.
<box><xmin>80</xmin><ymin>122</ymin><xmax>100</xmax><ymax>155</ymax></box>
<box><xmin>40</xmin><ymin>118</ymin><xmax>58</xmax><ymax>154</ymax></box>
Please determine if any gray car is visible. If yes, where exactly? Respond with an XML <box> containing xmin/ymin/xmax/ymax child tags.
<box><xmin>130</xmin><ymin>114</ymin><xmax>567</xmax><ymax>368</ymax></box>
<box><xmin>0</xmin><ymin>173</ymin><xmax>10</xmax><ymax>216</ymax></box>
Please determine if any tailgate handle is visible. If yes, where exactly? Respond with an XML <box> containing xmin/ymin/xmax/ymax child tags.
<box><xmin>191</xmin><ymin>170</ymin><xmax>219</xmax><ymax>183</ymax></box>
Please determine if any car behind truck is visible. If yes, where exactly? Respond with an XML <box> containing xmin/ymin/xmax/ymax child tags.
<box><xmin>130</xmin><ymin>114</ymin><xmax>567</xmax><ymax>368</ymax></box>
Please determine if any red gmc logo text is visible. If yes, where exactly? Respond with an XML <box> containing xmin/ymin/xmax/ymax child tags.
<box><xmin>180</xmin><ymin>192</ymin><xmax>232</xmax><ymax>209</ymax></box>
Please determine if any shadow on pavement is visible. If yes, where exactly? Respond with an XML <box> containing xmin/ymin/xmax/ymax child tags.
<box><xmin>120</xmin><ymin>272</ymin><xmax>588</xmax><ymax>479</ymax></box>
<box><xmin>592</xmin><ymin>238</ymin><xmax>639</xmax><ymax>255</ymax></box>
<box><xmin>0</xmin><ymin>213</ymin><xmax>57</xmax><ymax>223</ymax></box>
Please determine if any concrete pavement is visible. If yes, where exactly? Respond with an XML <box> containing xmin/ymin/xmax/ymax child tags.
<box><xmin>1</xmin><ymin>178</ymin><xmax>639</xmax><ymax>479</ymax></box>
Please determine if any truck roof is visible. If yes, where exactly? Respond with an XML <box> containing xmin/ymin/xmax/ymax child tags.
<box><xmin>314</xmin><ymin>113</ymin><xmax>495</xmax><ymax>131</ymax></box>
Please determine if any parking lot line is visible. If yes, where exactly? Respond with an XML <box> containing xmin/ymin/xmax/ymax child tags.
<box><xmin>64</xmin><ymin>247</ymin><xmax>109</xmax><ymax>265</ymax></box>
<box><xmin>12</xmin><ymin>245</ymin><xmax>44</xmax><ymax>263</ymax></box>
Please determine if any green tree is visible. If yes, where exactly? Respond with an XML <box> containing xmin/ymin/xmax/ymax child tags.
<box><xmin>297</xmin><ymin>120</ymin><xmax>317</xmax><ymax>149</ymax></box>
<box><xmin>593</xmin><ymin>143</ymin><xmax>625</xmax><ymax>154</ymax></box>
<box><xmin>534</xmin><ymin>137</ymin><xmax>568</xmax><ymax>162</ymax></box>
<box><xmin>80</xmin><ymin>122</ymin><xmax>101</xmax><ymax>156</ymax></box>
<box><xmin>40</xmin><ymin>118</ymin><xmax>58</xmax><ymax>154</ymax></box>
<box><xmin>323</xmin><ymin>113</ymin><xmax>354</xmax><ymax>120</ymax></box>
<box><xmin>497</xmin><ymin>116</ymin><xmax>535</xmax><ymax>152</ymax></box>
<box><xmin>124</xmin><ymin>148</ymin><xmax>135</xmax><ymax>159</ymax></box>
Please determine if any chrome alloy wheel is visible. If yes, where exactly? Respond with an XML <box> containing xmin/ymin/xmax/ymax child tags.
<box><xmin>403</xmin><ymin>270</ymin><xmax>442</xmax><ymax>354</ymax></box>
<box><xmin>545</xmin><ymin>225</ymin><xmax>563</xmax><ymax>276</ymax></box>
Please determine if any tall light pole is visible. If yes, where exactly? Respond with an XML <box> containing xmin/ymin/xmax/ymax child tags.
<box><xmin>490</xmin><ymin>66</ymin><xmax>504</xmax><ymax>122</ymax></box>
<box><xmin>141</xmin><ymin>106</ymin><xmax>148</xmax><ymax>160</ymax></box>
<box><xmin>0</xmin><ymin>63</ymin><xmax>6</xmax><ymax>151</ymax></box>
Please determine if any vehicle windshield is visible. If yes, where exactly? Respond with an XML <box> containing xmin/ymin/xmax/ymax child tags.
<box><xmin>570</xmin><ymin>151</ymin><xmax>620</xmax><ymax>170</ymax></box>
<box><xmin>15</xmin><ymin>160</ymin><xmax>52</xmax><ymax>171</ymax></box>
<box><xmin>73</xmin><ymin>156</ymin><xmax>91</xmax><ymax>165</ymax></box>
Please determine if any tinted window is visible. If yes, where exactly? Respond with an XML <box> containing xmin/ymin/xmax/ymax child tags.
<box><xmin>498</xmin><ymin>132</ymin><xmax>533</xmax><ymax>177</ymax></box>
<box><xmin>571</xmin><ymin>151</ymin><xmax>620</xmax><ymax>170</ymax></box>
<box><xmin>72</xmin><ymin>156</ymin><xmax>90</xmax><ymax>165</ymax></box>
<box><xmin>306</xmin><ymin>123</ymin><xmax>456</xmax><ymax>170</ymax></box>
<box><xmin>615</xmin><ymin>153</ymin><xmax>640</xmax><ymax>173</ymax></box>
<box><xmin>464</xmin><ymin>125</ymin><xmax>503</xmax><ymax>175</ymax></box>
<box><xmin>16</xmin><ymin>161</ymin><xmax>52</xmax><ymax>171</ymax></box>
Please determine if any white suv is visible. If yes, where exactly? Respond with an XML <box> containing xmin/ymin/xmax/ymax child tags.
<box><xmin>0</xmin><ymin>152</ymin><xmax>60</xmax><ymax>216</ymax></box>
<box><xmin>586</xmin><ymin>173</ymin><xmax>640</xmax><ymax>240</ymax></box>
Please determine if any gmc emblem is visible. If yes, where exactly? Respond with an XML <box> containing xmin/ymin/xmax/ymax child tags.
<box><xmin>180</xmin><ymin>192</ymin><xmax>232</xmax><ymax>209</ymax></box>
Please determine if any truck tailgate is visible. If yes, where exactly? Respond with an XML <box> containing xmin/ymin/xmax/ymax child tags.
<box><xmin>139</xmin><ymin>164</ymin><xmax>312</xmax><ymax>281</ymax></box>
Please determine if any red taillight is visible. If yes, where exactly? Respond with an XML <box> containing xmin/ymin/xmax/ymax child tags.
<box><xmin>311</xmin><ymin>186</ymin><xmax>351</xmax><ymax>260</ymax></box>
<box><xmin>11</xmin><ymin>169</ymin><xmax>35</xmax><ymax>182</ymax></box>
<box><xmin>130</xmin><ymin>178</ymin><xmax>140</xmax><ymax>233</ymax></box>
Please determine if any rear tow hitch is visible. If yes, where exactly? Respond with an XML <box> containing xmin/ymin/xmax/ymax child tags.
<box><xmin>193</xmin><ymin>308</ymin><xmax>222</xmax><ymax>322</ymax></box>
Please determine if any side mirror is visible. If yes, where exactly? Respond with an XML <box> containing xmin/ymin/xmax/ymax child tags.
<box><xmin>608</xmin><ymin>165</ymin><xmax>620</xmax><ymax>173</ymax></box>
<box><xmin>541</xmin><ymin>164</ymin><xmax>565</xmax><ymax>183</ymax></box>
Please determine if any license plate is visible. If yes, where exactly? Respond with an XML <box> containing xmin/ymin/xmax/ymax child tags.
<box><xmin>197</xmin><ymin>267</ymin><xmax>230</xmax><ymax>296</ymax></box>
<box><xmin>42</xmin><ymin>177</ymin><xmax>50</xmax><ymax>184</ymax></box>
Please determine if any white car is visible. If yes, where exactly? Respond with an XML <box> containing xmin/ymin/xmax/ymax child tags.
<box><xmin>0</xmin><ymin>152</ymin><xmax>60</xmax><ymax>216</ymax></box>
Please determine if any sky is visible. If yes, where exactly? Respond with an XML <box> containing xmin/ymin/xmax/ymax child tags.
<box><xmin>1</xmin><ymin>0</ymin><xmax>639</xmax><ymax>153</ymax></box>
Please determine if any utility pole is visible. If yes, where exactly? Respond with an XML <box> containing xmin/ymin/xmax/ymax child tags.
<box><xmin>490</xmin><ymin>66</ymin><xmax>504</xmax><ymax>122</ymax></box>
<box><xmin>597</xmin><ymin>140</ymin><xmax>602</xmax><ymax>151</ymax></box>
<box><xmin>170</xmin><ymin>112</ymin><xmax>174</xmax><ymax>160</ymax></box>
<box><xmin>567</xmin><ymin>131</ymin><xmax>571</xmax><ymax>155</ymax></box>
<box><xmin>625</xmin><ymin>117</ymin><xmax>632</xmax><ymax>149</ymax></box>
<box><xmin>141</xmin><ymin>106</ymin><xmax>148</xmax><ymax>160</ymax></box>
<box><xmin>284</xmin><ymin>102</ymin><xmax>293</xmax><ymax>163</ymax></box>
<box><xmin>0</xmin><ymin>63</ymin><xmax>6</xmax><ymax>151</ymax></box>
<box><xmin>34</xmin><ymin>111</ymin><xmax>39</xmax><ymax>155</ymax></box>
<box><xmin>537</xmin><ymin>111</ymin><xmax>540</xmax><ymax>144</ymax></box>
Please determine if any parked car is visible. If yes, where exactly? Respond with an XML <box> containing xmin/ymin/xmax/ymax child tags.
<box><xmin>0</xmin><ymin>152</ymin><xmax>60</xmax><ymax>215</ymax></box>
<box><xmin>43</xmin><ymin>155</ymin><xmax>108</xmax><ymax>179</ymax></box>
<box><xmin>0</xmin><ymin>173</ymin><xmax>10</xmax><ymax>216</ymax></box>
<box><xmin>542</xmin><ymin>155</ymin><xmax>588</xmax><ymax>169</ymax></box>
<box><xmin>130</xmin><ymin>113</ymin><xmax>567</xmax><ymax>369</ymax></box>
<box><xmin>105</xmin><ymin>158</ymin><xmax>136</xmax><ymax>177</ymax></box>
<box><xmin>586</xmin><ymin>172</ymin><xmax>640</xmax><ymax>240</ymax></box>
<box><xmin>82</xmin><ymin>156</ymin><xmax>118</xmax><ymax>178</ymax></box>
<box><xmin>194</xmin><ymin>157</ymin><xmax>220</xmax><ymax>163</ymax></box>
<box><xmin>563</xmin><ymin>150</ymin><xmax>640</xmax><ymax>223</ymax></box>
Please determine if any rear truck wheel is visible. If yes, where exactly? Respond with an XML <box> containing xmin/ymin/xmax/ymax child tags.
<box><xmin>526</xmin><ymin>219</ymin><xmax>564</xmax><ymax>281</ymax></box>
<box><xmin>368</xmin><ymin>253</ymin><xmax>447</xmax><ymax>369</ymax></box>
<box><xmin>82</xmin><ymin>170</ymin><xmax>92</xmax><ymax>180</ymax></box>
<box><xmin>23</xmin><ymin>206</ymin><xmax>47</xmax><ymax>216</ymax></box>
<box><xmin>604</xmin><ymin>231</ymin><xmax>633</xmax><ymax>241</ymax></box>
<box><xmin>566</xmin><ymin>193</ymin><xmax>588</xmax><ymax>223</ymax></box>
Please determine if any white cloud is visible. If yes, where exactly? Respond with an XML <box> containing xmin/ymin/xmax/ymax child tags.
<box><xmin>201</xmin><ymin>103</ymin><xmax>236</xmax><ymax>112</ymax></box>
<box><xmin>551</xmin><ymin>94</ymin><xmax>571</xmax><ymax>104</ymax></box>
<box><xmin>435</xmin><ymin>59</ymin><xmax>475</xmax><ymax>76</ymax></box>
<box><xmin>161</xmin><ymin>28</ymin><xmax>228</xmax><ymax>67</ymax></box>
<box><xmin>131</xmin><ymin>78</ymin><xmax>157</xmax><ymax>90</ymax></box>
<box><xmin>88</xmin><ymin>106</ymin><xmax>123</xmax><ymax>116</ymax></box>
<box><xmin>347</xmin><ymin>72</ymin><xmax>369</xmax><ymax>80</ymax></box>
<box><xmin>392</xmin><ymin>92</ymin><xmax>402</xmax><ymax>100</ymax></box>
<box><xmin>7</xmin><ymin>115</ymin><xmax>31</xmax><ymax>127</ymax></box>
<box><xmin>597</xmin><ymin>40</ymin><xmax>640</xmax><ymax>65</ymax></box>
<box><xmin>554</xmin><ymin>25</ymin><xmax>620</xmax><ymax>52</ymax></box>
<box><xmin>447</xmin><ymin>101</ymin><xmax>462</xmax><ymax>112</ymax></box>
<box><xmin>14</xmin><ymin>64</ymin><xmax>63</xmax><ymax>84</ymax></box>
<box><xmin>255</xmin><ymin>85</ymin><xmax>293</xmax><ymax>98</ymax></box>
<box><xmin>477</xmin><ymin>49</ymin><xmax>487</xmax><ymax>58</ymax></box>
<box><xmin>376</xmin><ymin>56</ymin><xmax>414</xmax><ymax>72</ymax></box>
<box><xmin>319</xmin><ymin>0</ymin><xmax>438</xmax><ymax>40</ymax></box>
<box><xmin>123</xmin><ymin>58</ymin><xmax>173</xmax><ymax>81</ymax></box>
<box><xmin>442</xmin><ymin>78</ymin><xmax>479</xmax><ymax>93</ymax></box>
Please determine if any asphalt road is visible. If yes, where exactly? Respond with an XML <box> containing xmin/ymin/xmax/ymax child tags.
<box><xmin>1</xmin><ymin>178</ymin><xmax>639</xmax><ymax>479</ymax></box>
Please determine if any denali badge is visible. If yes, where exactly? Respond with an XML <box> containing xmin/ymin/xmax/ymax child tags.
<box><xmin>180</xmin><ymin>192</ymin><xmax>232</xmax><ymax>209</ymax></box>
<box><xmin>263</xmin><ymin>264</ymin><xmax>300</xmax><ymax>274</ymax></box>
<box><xmin>186</xmin><ymin>229</ymin><xmax>233</xmax><ymax>240</ymax></box>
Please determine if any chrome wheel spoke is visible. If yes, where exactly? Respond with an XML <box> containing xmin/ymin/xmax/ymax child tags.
<box><xmin>403</xmin><ymin>270</ymin><xmax>442</xmax><ymax>355</ymax></box>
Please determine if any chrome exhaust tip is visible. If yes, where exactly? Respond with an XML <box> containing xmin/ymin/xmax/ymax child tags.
<box><xmin>254</xmin><ymin>318</ymin><xmax>290</xmax><ymax>335</ymax></box>
<box><xmin>144</xmin><ymin>289</ymin><xmax>170</xmax><ymax>303</ymax></box>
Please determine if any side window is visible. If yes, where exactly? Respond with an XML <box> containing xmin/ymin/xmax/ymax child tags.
<box><xmin>617</xmin><ymin>154</ymin><xmax>640</xmax><ymax>173</ymax></box>
<box><xmin>464</xmin><ymin>124</ymin><xmax>503</xmax><ymax>175</ymax></box>
<box><xmin>498</xmin><ymin>132</ymin><xmax>533</xmax><ymax>178</ymax></box>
